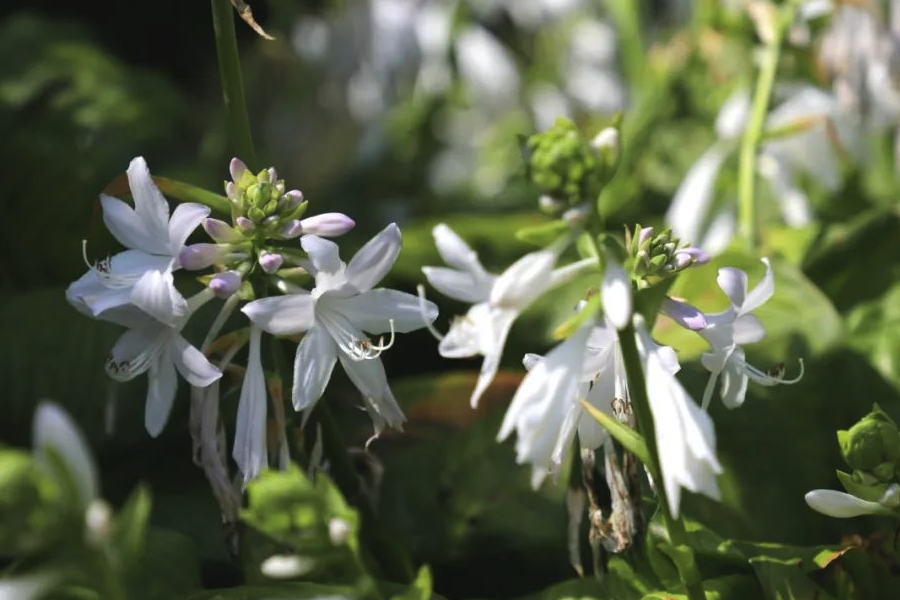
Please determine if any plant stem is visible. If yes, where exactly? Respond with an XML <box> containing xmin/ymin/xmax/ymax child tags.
<box><xmin>618</xmin><ymin>322</ymin><xmax>705</xmax><ymax>600</ymax></box>
<box><xmin>737</xmin><ymin>1</ymin><xmax>800</xmax><ymax>248</ymax></box>
<box><xmin>211</xmin><ymin>0</ymin><xmax>257</xmax><ymax>169</ymax></box>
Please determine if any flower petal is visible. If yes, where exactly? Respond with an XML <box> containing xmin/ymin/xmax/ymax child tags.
<box><xmin>301</xmin><ymin>235</ymin><xmax>343</xmax><ymax>276</ymax></box>
<box><xmin>327</xmin><ymin>289</ymin><xmax>438</xmax><ymax>334</ymax></box>
<box><xmin>733</xmin><ymin>313</ymin><xmax>766</xmax><ymax>344</ymax></box>
<box><xmin>168</xmin><ymin>202</ymin><xmax>211</xmax><ymax>257</ymax></box>
<box><xmin>106</xmin><ymin>326</ymin><xmax>167</xmax><ymax>382</ymax></box>
<box><xmin>145</xmin><ymin>343</ymin><xmax>178</xmax><ymax>437</ymax></box>
<box><xmin>469</xmin><ymin>309</ymin><xmax>517</xmax><ymax>408</ymax></box>
<box><xmin>170</xmin><ymin>333</ymin><xmax>221</xmax><ymax>387</ymax></box>
<box><xmin>292</xmin><ymin>325</ymin><xmax>338</xmax><ymax>412</ymax></box>
<box><xmin>345</xmin><ymin>223</ymin><xmax>401</xmax><ymax>292</ymax></box>
<box><xmin>233</xmin><ymin>326</ymin><xmax>268</xmax><ymax>483</ymax></box>
<box><xmin>661</xmin><ymin>298</ymin><xmax>708</xmax><ymax>331</ymax></box>
<box><xmin>33</xmin><ymin>402</ymin><xmax>98</xmax><ymax>510</ymax></box>
<box><xmin>338</xmin><ymin>352</ymin><xmax>405</xmax><ymax>429</ymax></box>
<box><xmin>717</xmin><ymin>267</ymin><xmax>748</xmax><ymax>310</ymax></box>
<box><xmin>665</xmin><ymin>144</ymin><xmax>729</xmax><ymax>245</ymax></box>
<box><xmin>242</xmin><ymin>292</ymin><xmax>316</xmax><ymax>335</ymax></box>
<box><xmin>742</xmin><ymin>258</ymin><xmax>774</xmax><ymax>314</ymax></box>
<box><xmin>130</xmin><ymin>269</ymin><xmax>187</xmax><ymax>326</ymax></box>
<box><xmin>490</xmin><ymin>247</ymin><xmax>556</xmax><ymax>309</ymax></box>
<box><xmin>422</xmin><ymin>266</ymin><xmax>493</xmax><ymax>303</ymax></box>
<box><xmin>101</xmin><ymin>195</ymin><xmax>162</xmax><ymax>254</ymax></box>
<box><xmin>804</xmin><ymin>489</ymin><xmax>896</xmax><ymax>518</ymax></box>
<box><xmin>127</xmin><ymin>156</ymin><xmax>171</xmax><ymax>240</ymax></box>
<box><xmin>602</xmin><ymin>258</ymin><xmax>632</xmax><ymax>330</ymax></box>
<box><xmin>718</xmin><ymin>356</ymin><xmax>749</xmax><ymax>409</ymax></box>
<box><xmin>432</xmin><ymin>223</ymin><xmax>487</xmax><ymax>274</ymax></box>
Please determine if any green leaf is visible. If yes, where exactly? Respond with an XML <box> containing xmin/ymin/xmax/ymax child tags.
<box><xmin>552</xmin><ymin>294</ymin><xmax>600</xmax><ymax>339</ymax></box>
<box><xmin>186</xmin><ymin>582</ymin><xmax>356</xmax><ymax>599</ymax></box>
<box><xmin>390</xmin><ymin>566</ymin><xmax>433</xmax><ymax>600</ymax></box>
<box><xmin>113</xmin><ymin>485</ymin><xmax>153</xmax><ymax>565</ymax></box>
<box><xmin>747</xmin><ymin>556</ymin><xmax>837</xmax><ymax>600</ymax></box>
<box><xmin>580</xmin><ymin>400</ymin><xmax>652</xmax><ymax>467</ymax></box>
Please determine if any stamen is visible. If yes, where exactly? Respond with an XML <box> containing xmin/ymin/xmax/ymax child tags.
<box><xmin>81</xmin><ymin>240</ymin><xmax>133</xmax><ymax>288</ymax></box>
<box><xmin>339</xmin><ymin>319</ymin><xmax>397</xmax><ymax>361</ymax></box>
<box><xmin>417</xmin><ymin>285</ymin><xmax>445</xmax><ymax>342</ymax></box>
<box><xmin>741</xmin><ymin>357</ymin><xmax>804</xmax><ymax>385</ymax></box>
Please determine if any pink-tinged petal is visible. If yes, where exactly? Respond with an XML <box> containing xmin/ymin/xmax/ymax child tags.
<box><xmin>230</xmin><ymin>157</ymin><xmax>247</xmax><ymax>183</ymax></box>
<box><xmin>170</xmin><ymin>333</ymin><xmax>221</xmax><ymax>387</ymax></box>
<box><xmin>292</xmin><ymin>325</ymin><xmax>338</xmax><ymax>412</ymax></box>
<box><xmin>33</xmin><ymin>402</ymin><xmax>98</xmax><ymax>509</ymax></box>
<box><xmin>661</xmin><ymin>298</ymin><xmax>708</xmax><ymax>331</ymax></box>
<box><xmin>242</xmin><ymin>293</ymin><xmax>316</xmax><ymax>335</ymax></box>
<box><xmin>106</xmin><ymin>326</ymin><xmax>167</xmax><ymax>382</ymax></box>
<box><xmin>204</xmin><ymin>218</ymin><xmax>240</xmax><ymax>243</ymax></box>
<box><xmin>733</xmin><ymin>313</ymin><xmax>765</xmax><ymax>344</ymax></box>
<box><xmin>346</xmin><ymin>223</ymin><xmax>401</xmax><ymax>293</ymax></box>
<box><xmin>101</xmin><ymin>195</ymin><xmax>165</xmax><ymax>254</ymax></box>
<box><xmin>337</xmin><ymin>352</ymin><xmax>405</xmax><ymax>429</ymax></box>
<box><xmin>180</xmin><ymin>244</ymin><xmax>224</xmax><ymax>270</ymax></box>
<box><xmin>432</xmin><ymin>223</ymin><xmax>485</xmax><ymax>274</ymax></box>
<box><xmin>422</xmin><ymin>266</ymin><xmax>493</xmax><ymax>303</ymax></box>
<box><xmin>145</xmin><ymin>345</ymin><xmax>178</xmax><ymax>437</ymax></box>
<box><xmin>717</xmin><ymin>267</ymin><xmax>748</xmax><ymax>311</ymax></box>
<box><xmin>127</xmin><ymin>156</ymin><xmax>171</xmax><ymax>239</ymax></box>
<box><xmin>259</xmin><ymin>251</ymin><xmax>284</xmax><ymax>274</ymax></box>
<box><xmin>301</xmin><ymin>235</ymin><xmax>343</xmax><ymax>275</ymax></box>
<box><xmin>804</xmin><ymin>490</ymin><xmax>896</xmax><ymax>518</ymax></box>
<box><xmin>327</xmin><ymin>289</ymin><xmax>438</xmax><ymax>334</ymax></box>
<box><xmin>130</xmin><ymin>270</ymin><xmax>187</xmax><ymax>326</ymax></box>
<box><xmin>233</xmin><ymin>326</ymin><xmax>268</xmax><ymax>483</ymax></box>
<box><xmin>601</xmin><ymin>258</ymin><xmax>632</xmax><ymax>330</ymax></box>
<box><xmin>168</xmin><ymin>202</ymin><xmax>210</xmax><ymax>256</ymax></box>
<box><xmin>742</xmin><ymin>258</ymin><xmax>775</xmax><ymax>314</ymax></box>
<box><xmin>299</xmin><ymin>212</ymin><xmax>355</xmax><ymax>237</ymax></box>
<box><xmin>209</xmin><ymin>271</ymin><xmax>241</xmax><ymax>298</ymax></box>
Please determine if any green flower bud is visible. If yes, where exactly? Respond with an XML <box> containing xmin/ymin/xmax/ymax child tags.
<box><xmin>840</xmin><ymin>405</ymin><xmax>900</xmax><ymax>474</ymax></box>
<box><xmin>524</xmin><ymin>118</ymin><xmax>606</xmax><ymax>205</ymax></box>
<box><xmin>247</xmin><ymin>206</ymin><xmax>266</xmax><ymax>223</ymax></box>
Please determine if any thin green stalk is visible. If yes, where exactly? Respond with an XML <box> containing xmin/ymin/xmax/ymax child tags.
<box><xmin>618</xmin><ymin>323</ymin><xmax>705</xmax><ymax>600</ymax></box>
<box><xmin>211</xmin><ymin>0</ymin><xmax>257</xmax><ymax>168</ymax></box>
<box><xmin>737</xmin><ymin>1</ymin><xmax>801</xmax><ymax>248</ymax></box>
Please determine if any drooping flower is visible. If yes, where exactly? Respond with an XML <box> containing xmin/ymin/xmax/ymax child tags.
<box><xmin>422</xmin><ymin>223</ymin><xmax>595</xmax><ymax>407</ymax></box>
<box><xmin>698</xmin><ymin>258</ymin><xmax>803</xmax><ymax>409</ymax></box>
<box><xmin>634</xmin><ymin>315</ymin><xmax>722</xmax><ymax>518</ymax></box>
<box><xmin>66</xmin><ymin>157</ymin><xmax>210</xmax><ymax>326</ymax></box>
<box><xmin>100</xmin><ymin>302</ymin><xmax>222</xmax><ymax>437</ymax></box>
<box><xmin>242</xmin><ymin>223</ymin><xmax>438</xmax><ymax>436</ymax></box>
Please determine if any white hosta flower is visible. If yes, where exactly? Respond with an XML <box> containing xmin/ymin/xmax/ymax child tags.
<box><xmin>498</xmin><ymin>318</ymin><xmax>628</xmax><ymax>487</ymax></box>
<box><xmin>66</xmin><ymin>156</ymin><xmax>210</xmax><ymax>326</ymax></box>
<box><xmin>242</xmin><ymin>224</ymin><xmax>438</xmax><ymax>435</ymax></box>
<box><xmin>634</xmin><ymin>315</ymin><xmax>722</xmax><ymax>518</ymax></box>
<box><xmin>233</xmin><ymin>326</ymin><xmax>268</xmax><ymax>484</ymax></box>
<box><xmin>805</xmin><ymin>485</ymin><xmax>900</xmax><ymax>519</ymax></box>
<box><xmin>699</xmin><ymin>258</ymin><xmax>803</xmax><ymax>409</ymax></box>
<box><xmin>101</xmin><ymin>303</ymin><xmax>222</xmax><ymax>437</ymax></box>
<box><xmin>422</xmin><ymin>223</ymin><xmax>594</xmax><ymax>407</ymax></box>
<box><xmin>601</xmin><ymin>257</ymin><xmax>632</xmax><ymax>330</ymax></box>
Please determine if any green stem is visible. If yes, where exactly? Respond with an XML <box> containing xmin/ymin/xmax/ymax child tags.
<box><xmin>618</xmin><ymin>322</ymin><xmax>705</xmax><ymax>600</ymax></box>
<box><xmin>211</xmin><ymin>0</ymin><xmax>257</xmax><ymax>168</ymax></box>
<box><xmin>737</xmin><ymin>1</ymin><xmax>800</xmax><ymax>249</ymax></box>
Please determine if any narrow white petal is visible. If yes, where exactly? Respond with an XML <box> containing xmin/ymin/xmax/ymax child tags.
<box><xmin>715</xmin><ymin>90</ymin><xmax>752</xmax><ymax>140</ymax></box>
<box><xmin>233</xmin><ymin>326</ymin><xmax>268</xmax><ymax>483</ymax></box>
<box><xmin>130</xmin><ymin>269</ymin><xmax>187</xmax><ymax>326</ymax></box>
<box><xmin>168</xmin><ymin>202</ymin><xmax>211</xmax><ymax>257</ymax></box>
<box><xmin>432</xmin><ymin>223</ymin><xmax>487</xmax><ymax>274</ymax></box>
<box><xmin>345</xmin><ymin>223</ymin><xmax>401</xmax><ymax>292</ymax></box>
<box><xmin>145</xmin><ymin>345</ymin><xmax>178</xmax><ymax>437</ymax></box>
<box><xmin>301</xmin><ymin>235</ymin><xmax>343</xmax><ymax>275</ymax></box>
<box><xmin>242</xmin><ymin>293</ymin><xmax>316</xmax><ymax>335</ymax></box>
<box><xmin>469</xmin><ymin>309</ymin><xmax>517</xmax><ymax>407</ymax></box>
<box><xmin>328</xmin><ymin>289</ymin><xmax>438</xmax><ymax>334</ymax></box>
<box><xmin>490</xmin><ymin>247</ymin><xmax>556</xmax><ymax>309</ymax></box>
<box><xmin>422</xmin><ymin>266</ymin><xmax>493</xmax><ymax>303</ymax></box>
<box><xmin>602</xmin><ymin>258</ymin><xmax>632</xmax><ymax>330</ymax></box>
<box><xmin>33</xmin><ymin>402</ymin><xmax>98</xmax><ymax>510</ymax></box>
<box><xmin>170</xmin><ymin>333</ymin><xmax>222</xmax><ymax>387</ymax></box>
<box><xmin>127</xmin><ymin>156</ymin><xmax>171</xmax><ymax>241</ymax></box>
<box><xmin>804</xmin><ymin>490</ymin><xmax>896</xmax><ymax>518</ymax></box>
<box><xmin>337</xmin><ymin>352</ymin><xmax>405</xmax><ymax>428</ymax></box>
<box><xmin>107</xmin><ymin>326</ymin><xmax>167</xmax><ymax>382</ymax></box>
<box><xmin>101</xmin><ymin>195</ymin><xmax>164</xmax><ymax>254</ymax></box>
<box><xmin>719</xmin><ymin>359</ymin><xmax>749</xmax><ymax>409</ymax></box>
<box><xmin>292</xmin><ymin>326</ymin><xmax>338</xmax><ymax>411</ymax></box>
<box><xmin>665</xmin><ymin>144</ymin><xmax>729</xmax><ymax>244</ymax></box>
<box><xmin>732</xmin><ymin>313</ymin><xmax>766</xmax><ymax>344</ymax></box>
<box><xmin>741</xmin><ymin>258</ymin><xmax>774</xmax><ymax>314</ymax></box>
<box><xmin>717</xmin><ymin>267</ymin><xmax>749</xmax><ymax>310</ymax></box>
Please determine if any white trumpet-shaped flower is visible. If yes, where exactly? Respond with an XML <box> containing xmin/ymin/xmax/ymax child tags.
<box><xmin>66</xmin><ymin>156</ymin><xmax>210</xmax><ymax>326</ymax></box>
<box><xmin>242</xmin><ymin>223</ymin><xmax>438</xmax><ymax>435</ymax></box>
<box><xmin>699</xmin><ymin>258</ymin><xmax>803</xmax><ymax>409</ymax></box>
<box><xmin>634</xmin><ymin>315</ymin><xmax>722</xmax><ymax>518</ymax></box>
<box><xmin>422</xmin><ymin>223</ymin><xmax>595</xmax><ymax>407</ymax></box>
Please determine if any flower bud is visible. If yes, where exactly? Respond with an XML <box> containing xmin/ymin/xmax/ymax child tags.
<box><xmin>259</xmin><ymin>251</ymin><xmax>284</xmax><ymax>274</ymax></box>
<box><xmin>840</xmin><ymin>405</ymin><xmax>900</xmax><ymax>475</ymax></box>
<box><xmin>230</xmin><ymin>158</ymin><xmax>247</xmax><ymax>183</ymax></box>
<box><xmin>180</xmin><ymin>244</ymin><xmax>225</xmax><ymax>270</ymax></box>
<box><xmin>236</xmin><ymin>216</ymin><xmax>255</xmax><ymax>232</ymax></box>
<box><xmin>203</xmin><ymin>219</ymin><xmax>241</xmax><ymax>243</ymax></box>
<box><xmin>209</xmin><ymin>271</ymin><xmax>242</xmax><ymax>299</ymax></box>
<box><xmin>298</xmin><ymin>212</ymin><xmax>356</xmax><ymax>237</ymax></box>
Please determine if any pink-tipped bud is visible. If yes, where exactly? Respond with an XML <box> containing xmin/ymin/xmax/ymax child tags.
<box><xmin>259</xmin><ymin>251</ymin><xmax>284</xmax><ymax>274</ymax></box>
<box><xmin>267</xmin><ymin>167</ymin><xmax>277</xmax><ymax>183</ymax></box>
<box><xmin>229</xmin><ymin>158</ymin><xmax>247</xmax><ymax>183</ymax></box>
<box><xmin>299</xmin><ymin>212</ymin><xmax>355</xmax><ymax>237</ymax></box>
<box><xmin>209</xmin><ymin>271</ymin><xmax>241</xmax><ymax>299</ymax></box>
<box><xmin>283</xmin><ymin>190</ymin><xmax>304</xmax><ymax>211</ymax></box>
<box><xmin>236</xmin><ymin>216</ymin><xmax>255</xmax><ymax>232</ymax></box>
<box><xmin>676</xmin><ymin>247</ymin><xmax>710</xmax><ymax>266</ymax></box>
<box><xmin>673</xmin><ymin>253</ymin><xmax>693</xmax><ymax>270</ymax></box>
<box><xmin>638</xmin><ymin>226</ymin><xmax>654</xmax><ymax>246</ymax></box>
<box><xmin>203</xmin><ymin>218</ymin><xmax>240</xmax><ymax>243</ymax></box>
<box><xmin>179</xmin><ymin>244</ymin><xmax>224</xmax><ymax>270</ymax></box>
<box><xmin>281</xmin><ymin>219</ymin><xmax>303</xmax><ymax>239</ymax></box>
<box><xmin>225</xmin><ymin>181</ymin><xmax>239</xmax><ymax>200</ymax></box>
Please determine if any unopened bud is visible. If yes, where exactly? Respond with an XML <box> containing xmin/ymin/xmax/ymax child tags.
<box><xmin>259</xmin><ymin>251</ymin><xmax>284</xmax><ymax>274</ymax></box>
<box><xmin>209</xmin><ymin>271</ymin><xmax>241</xmax><ymax>299</ymax></box>
<box><xmin>179</xmin><ymin>244</ymin><xmax>225</xmax><ymax>270</ymax></box>
<box><xmin>236</xmin><ymin>216</ymin><xmax>255</xmax><ymax>232</ymax></box>
<box><xmin>203</xmin><ymin>219</ymin><xmax>241</xmax><ymax>243</ymax></box>
<box><xmin>230</xmin><ymin>158</ymin><xmax>247</xmax><ymax>183</ymax></box>
<box><xmin>299</xmin><ymin>213</ymin><xmax>356</xmax><ymax>237</ymax></box>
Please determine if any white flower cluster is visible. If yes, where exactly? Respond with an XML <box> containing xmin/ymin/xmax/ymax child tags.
<box><xmin>67</xmin><ymin>156</ymin><xmax>437</xmax><ymax>485</ymax></box>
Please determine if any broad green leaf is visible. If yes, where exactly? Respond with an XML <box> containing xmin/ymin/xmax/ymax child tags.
<box><xmin>747</xmin><ymin>556</ymin><xmax>837</xmax><ymax>600</ymax></box>
<box><xmin>580</xmin><ymin>400</ymin><xmax>652</xmax><ymax>467</ymax></box>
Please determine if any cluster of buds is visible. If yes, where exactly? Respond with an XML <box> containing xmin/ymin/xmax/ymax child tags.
<box><xmin>625</xmin><ymin>224</ymin><xmax>709</xmax><ymax>287</ymax></box>
<box><xmin>179</xmin><ymin>159</ymin><xmax>355</xmax><ymax>299</ymax></box>
<box><xmin>525</xmin><ymin>117</ymin><xmax>619</xmax><ymax>210</ymax></box>
<box><xmin>839</xmin><ymin>405</ymin><xmax>900</xmax><ymax>490</ymax></box>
